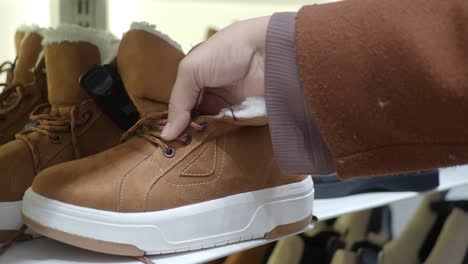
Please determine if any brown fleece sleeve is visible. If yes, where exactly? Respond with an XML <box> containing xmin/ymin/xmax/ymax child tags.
<box><xmin>296</xmin><ymin>0</ymin><xmax>468</xmax><ymax>178</ymax></box>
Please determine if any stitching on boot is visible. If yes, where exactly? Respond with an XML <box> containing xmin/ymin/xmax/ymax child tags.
<box><xmin>180</xmin><ymin>142</ymin><xmax>216</xmax><ymax>177</ymax></box>
<box><xmin>164</xmin><ymin>137</ymin><xmax>226</xmax><ymax>187</ymax></box>
<box><xmin>117</xmin><ymin>148</ymin><xmax>157</xmax><ymax>212</ymax></box>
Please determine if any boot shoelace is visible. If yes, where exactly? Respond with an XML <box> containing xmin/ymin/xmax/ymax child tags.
<box><xmin>0</xmin><ymin>225</ymin><xmax>31</xmax><ymax>256</ymax></box>
<box><xmin>0</xmin><ymin>58</ymin><xmax>44</xmax><ymax>119</ymax></box>
<box><xmin>0</xmin><ymin>84</ymin><xmax>26</xmax><ymax>119</ymax></box>
<box><xmin>0</xmin><ymin>59</ymin><xmax>17</xmax><ymax>108</ymax></box>
<box><xmin>0</xmin><ymin>59</ymin><xmax>15</xmax><ymax>85</ymax></box>
<box><xmin>0</xmin><ymin>104</ymin><xmax>91</xmax><ymax>255</ymax></box>
<box><xmin>1</xmin><ymin>112</ymin><xmax>200</xmax><ymax>260</ymax></box>
<box><xmin>121</xmin><ymin>111</ymin><xmax>206</xmax><ymax>157</ymax></box>
<box><xmin>16</xmin><ymin>103</ymin><xmax>92</xmax><ymax>174</ymax></box>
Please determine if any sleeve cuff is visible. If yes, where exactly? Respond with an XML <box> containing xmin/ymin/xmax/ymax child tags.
<box><xmin>265</xmin><ymin>12</ymin><xmax>335</xmax><ymax>175</ymax></box>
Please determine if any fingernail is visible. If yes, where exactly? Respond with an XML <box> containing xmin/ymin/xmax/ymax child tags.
<box><xmin>161</xmin><ymin>123</ymin><xmax>172</xmax><ymax>139</ymax></box>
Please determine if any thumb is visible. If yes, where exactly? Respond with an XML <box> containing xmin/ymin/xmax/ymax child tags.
<box><xmin>162</xmin><ymin>60</ymin><xmax>202</xmax><ymax>141</ymax></box>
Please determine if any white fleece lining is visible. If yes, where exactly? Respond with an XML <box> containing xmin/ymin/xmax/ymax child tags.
<box><xmin>216</xmin><ymin>97</ymin><xmax>267</xmax><ymax>119</ymax></box>
<box><xmin>17</xmin><ymin>24</ymin><xmax>43</xmax><ymax>34</ymax></box>
<box><xmin>130</xmin><ymin>22</ymin><xmax>183</xmax><ymax>52</ymax></box>
<box><xmin>41</xmin><ymin>24</ymin><xmax>119</xmax><ymax>64</ymax></box>
<box><xmin>17</xmin><ymin>24</ymin><xmax>44</xmax><ymax>47</ymax></box>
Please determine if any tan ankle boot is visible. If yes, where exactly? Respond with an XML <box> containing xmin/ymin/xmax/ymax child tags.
<box><xmin>0</xmin><ymin>24</ymin><xmax>122</xmax><ymax>241</ymax></box>
<box><xmin>22</xmin><ymin>22</ymin><xmax>314</xmax><ymax>256</ymax></box>
<box><xmin>0</xmin><ymin>25</ymin><xmax>48</xmax><ymax>145</ymax></box>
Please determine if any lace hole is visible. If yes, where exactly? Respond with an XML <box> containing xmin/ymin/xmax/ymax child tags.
<box><xmin>81</xmin><ymin>109</ymin><xmax>92</xmax><ymax>123</ymax></box>
<box><xmin>50</xmin><ymin>134</ymin><xmax>63</xmax><ymax>144</ymax></box>
<box><xmin>163</xmin><ymin>147</ymin><xmax>176</xmax><ymax>158</ymax></box>
<box><xmin>201</xmin><ymin>122</ymin><xmax>208</xmax><ymax>131</ymax></box>
<box><xmin>183</xmin><ymin>134</ymin><xmax>192</xmax><ymax>145</ymax></box>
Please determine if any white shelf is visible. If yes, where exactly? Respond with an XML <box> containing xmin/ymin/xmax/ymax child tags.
<box><xmin>315</xmin><ymin>165</ymin><xmax>468</xmax><ymax>220</ymax></box>
<box><xmin>2</xmin><ymin>166</ymin><xmax>468</xmax><ymax>264</ymax></box>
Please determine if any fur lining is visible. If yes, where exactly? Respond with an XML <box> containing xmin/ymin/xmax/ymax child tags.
<box><xmin>41</xmin><ymin>24</ymin><xmax>119</xmax><ymax>63</ymax></box>
<box><xmin>216</xmin><ymin>97</ymin><xmax>267</xmax><ymax>119</ymax></box>
<box><xmin>17</xmin><ymin>24</ymin><xmax>43</xmax><ymax>34</ymax></box>
<box><xmin>17</xmin><ymin>24</ymin><xmax>45</xmax><ymax>47</ymax></box>
<box><xmin>130</xmin><ymin>22</ymin><xmax>182</xmax><ymax>52</ymax></box>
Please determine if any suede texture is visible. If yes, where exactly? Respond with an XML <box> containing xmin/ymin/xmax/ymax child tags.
<box><xmin>45</xmin><ymin>42</ymin><xmax>96</xmax><ymax>114</ymax></box>
<box><xmin>296</xmin><ymin>0</ymin><xmax>468</xmax><ymax>178</ymax></box>
<box><xmin>0</xmin><ymin>32</ymin><xmax>48</xmax><ymax>145</ymax></box>
<box><xmin>14</xmin><ymin>31</ymin><xmax>25</xmax><ymax>54</ymax></box>
<box><xmin>13</xmin><ymin>32</ymin><xmax>43</xmax><ymax>85</ymax></box>
<box><xmin>32</xmin><ymin>115</ymin><xmax>306</xmax><ymax>212</ymax></box>
<box><xmin>0</xmin><ymin>40</ymin><xmax>122</xmax><ymax>202</ymax></box>
<box><xmin>32</xmin><ymin>28</ymin><xmax>307</xmax><ymax>213</ymax></box>
<box><xmin>117</xmin><ymin>29</ymin><xmax>184</xmax><ymax>114</ymax></box>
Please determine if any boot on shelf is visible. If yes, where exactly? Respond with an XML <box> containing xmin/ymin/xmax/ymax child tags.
<box><xmin>0</xmin><ymin>24</ymin><xmax>122</xmax><ymax>242</ymax></box>
<box><xmin>22</xmin><ymin>21</ymin><xmax>314</xmax><ymax>256</ymax></box>
<box><xmin>0</xmin><ymin>25</ymin><xmax>48</xmax><ymax>145</ymax></box>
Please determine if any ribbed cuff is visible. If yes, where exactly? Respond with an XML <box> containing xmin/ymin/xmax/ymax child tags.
<box><xmin>265</xmin><ymin>12</ymin><xmax>335</xmax><ymax>175</ymax></box>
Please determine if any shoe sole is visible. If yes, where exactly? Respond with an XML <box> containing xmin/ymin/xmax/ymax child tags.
<box><xmin>22</xmin><ymin>176</ymin><xmax>314</xmax><ymax>256</ymax></box>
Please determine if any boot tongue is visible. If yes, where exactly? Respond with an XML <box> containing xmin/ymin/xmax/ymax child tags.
<box><xmin>44</xmin><ymin>41</ymin><xmax>100</xmax><ymax>115</ymax></box>
<box><xmin>12</xmin><ymin>32</ymin><xmax>43</xmax><ymax>85</ymax></box>
<box><xmin>118</xmin><ymin>22</ymin><xmax>185</xmax><ymax>115</ymax></box>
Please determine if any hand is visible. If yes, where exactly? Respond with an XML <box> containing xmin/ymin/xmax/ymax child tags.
<box><xmin>161</xmin><ymin>16</ymin><xmax>270</xmax><ymax>141</ymax></box>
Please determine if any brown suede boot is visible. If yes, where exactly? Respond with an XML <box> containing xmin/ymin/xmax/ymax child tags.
<box><xmin>0</xmin><ymin>24</ymin><xmax>122</xmax><ymax>241</ymax></box>
<box><xmin>0</xmin><ymin>25</ymin><xmax>48</xmax><ymax>145</ymax></box>
<box><xmin>22</xmin><ymin>22</ymin><xmax>314</xmax><ymax>256</ymax></box>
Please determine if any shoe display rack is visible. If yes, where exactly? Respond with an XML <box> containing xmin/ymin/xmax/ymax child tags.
<box><xmin>2</xmin><ymin>165</ymin><xmax>468</xmax><ymax>264</ymax></box>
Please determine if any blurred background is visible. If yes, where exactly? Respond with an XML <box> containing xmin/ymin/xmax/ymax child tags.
<box><xmin>0</xmin><ymin>0</ymin><xmax>337</xmax><ymax>60</ymax></box>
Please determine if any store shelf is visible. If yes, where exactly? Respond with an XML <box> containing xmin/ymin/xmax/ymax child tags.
<box><xmin>315</xmin><ymin>165</ymin><xmax>468</xmax><ymax>220</ymax></box>
<box><xmin>2</xmin><ymin>166</ymin><xmax>468</xmax><ymax>264</ymax></box>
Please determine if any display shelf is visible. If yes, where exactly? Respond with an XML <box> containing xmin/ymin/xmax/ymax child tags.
<box><xmin>2</xmin><ymin>166</ymin><xmax>468</xmax><ymax>264</ymax></box>
<box><xmin>315</xmin><ymin>165</ymin><xmax>468</xmax><ymax>220</ymax></box>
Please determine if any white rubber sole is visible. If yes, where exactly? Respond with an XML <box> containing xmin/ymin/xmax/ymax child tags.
<box><xmin>22</xmin><ymin>176</ymin><xmax>314</xmax><ymax>255</ymax></box>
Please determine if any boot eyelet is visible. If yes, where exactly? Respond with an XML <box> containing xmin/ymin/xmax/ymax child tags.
<box><xmin>163</xmin><ymin>147</ymin><xmax>176</xmax><ymax>158</ymax></box>
<box><xmin>183</xmin><ymin>134</ymin><xmax>192</xmax><ymax>145</ymax></box>
<box><xmin>201</xmin><ymin>122</ymin><xmax>208</xmax><ymax>131</ymax></box>
<box><xmin>81</xmin><ymin>109</ymin><xmax>92</xmax><ymax>123</ymax></box>
<box><xmin>50</xmin><ymin>134</ymin><xmax>63</xmax><ymax>144</ymax></box>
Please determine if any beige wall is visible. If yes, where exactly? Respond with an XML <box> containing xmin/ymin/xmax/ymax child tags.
<box><xmin>0</xmin><ymin>0</ymin><xmax>325</xmax><ymax>61</ymax></box>
<box><xmin>0</xmin><ymin>0</ymin><xmax>330</xmax><ymax>59</ymax></box>
<box><xmin>0</xmin><ymin>0</ymin><xmax>50</xmax><ymax>63</ymax></box>
<box><xmin>107</xmin><ymin>0</ymin><xmax>326</xmax><ymax>53</ymax></box>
